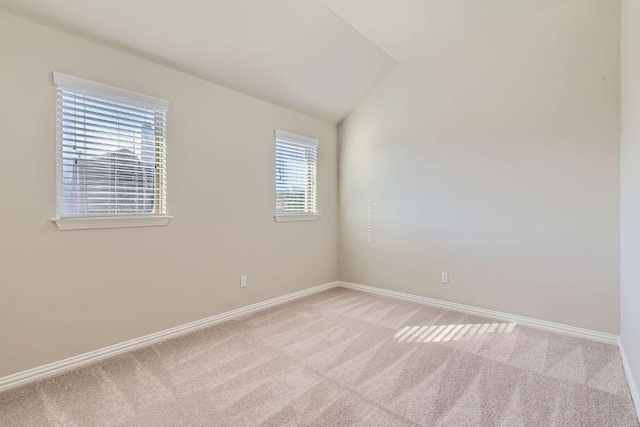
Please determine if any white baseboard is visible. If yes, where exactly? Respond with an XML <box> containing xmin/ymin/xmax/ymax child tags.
<box><xmin>0</xmin><ymin>281</ymin><xmax>339</xmax><ymax>393</ymax></box>
<box><xmin>619</xmin><ymin>339</ymin><xmax>640</xmax><ymax>422</ymax></box>
<box><xmin>0</xmin><ymin>279</ymin><xmax>623</xmax><ymax>395</ymax></box>
<box><xmin>338</xmin><ymin>281</ymin><xmax>619</xmax><ymax>345</ymax></box>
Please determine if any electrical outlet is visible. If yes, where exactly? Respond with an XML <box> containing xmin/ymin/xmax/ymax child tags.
<box><xmin>441</xmin><ymin>272</ymin><xmax>449</xmax><ymax>284</ymax></box>
<box><xmin>240</xmin><ymin>275</ymin><xmax>247</xmax><ymax>288</ymax></box>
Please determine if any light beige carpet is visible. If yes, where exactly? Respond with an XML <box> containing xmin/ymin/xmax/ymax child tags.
<box><xmin>0</xmin><ymin>287</ymin><xmax>638</xmax><ymax>426</ymax></box>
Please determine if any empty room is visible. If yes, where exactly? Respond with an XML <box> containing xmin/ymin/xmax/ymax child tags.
<box><xmin>0</xmin><ymin>0</ymin><xmax>639</xmax><ymax>425</ymax></box>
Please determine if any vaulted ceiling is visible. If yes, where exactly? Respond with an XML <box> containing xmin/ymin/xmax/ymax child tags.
<box><xmin>323</xmin><ymin>0</ymin><xmax>565</xmax><ymax>63</ymax></box>
<box><xmin>0</xmin><ymin>0</ymin><xmax>567</xmax><ymax>123</ymax></box>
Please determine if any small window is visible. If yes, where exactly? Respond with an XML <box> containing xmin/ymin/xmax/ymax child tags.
<box><xmin>274</xmin><ymin>130</ymin><xmax>319</xmax><ymax>221</ymax></box>
<box><xmin>52</xmin><ymin>72</ymin><xmax>170</xmax><ymax>230</ymax></box>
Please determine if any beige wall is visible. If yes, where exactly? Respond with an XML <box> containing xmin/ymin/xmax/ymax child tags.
<box><xmin>621</xmin><ymin>0</ymin><xmax>640</xmax><ymax>391</ymax></box>
<box><xmin>0</xmin><ymin>11</ymin><xmax>338</xmax><ymax>378</ymax></box>
<box><xmin>339</xmin><ymin>0</ymin><xmax>621</xmax><ymax>333</ymax></box>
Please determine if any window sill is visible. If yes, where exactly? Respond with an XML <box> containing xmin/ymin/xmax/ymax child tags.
<box><xmin>51</xmin><ymin>215</ymin><xmax>172</xmax><ymax>231</ymax></box>
<box><xmin>274</xmin><ymin>214</ymin><xmax>320</xmax><ymax>222</ymax></box>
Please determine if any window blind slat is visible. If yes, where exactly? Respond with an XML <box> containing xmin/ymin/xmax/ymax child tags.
<box><xmin>275</xmin><ymin>171</ymin><xmax>317</xmax><ymax>178</ymax></box>
<box><xmin>58</xmin><ymin>102</ymin><xmax>159</xmax><ymax>123</ymax></box>
<box><xmin>58</xmin><ymin>100</ymin><xmax>161</xmax><ymax>121</ymax></box>
<box><xmin>275</xmin><ymin>153</ymin><xmax>317</xmax><ymax>163</ymax></box>
<box><xmin>275</xmin><ymin>146</ymin><xmax>318</xmax><ymax>158</ymax></box>
<box><xmin>60</xmin><ymin>125</ymin><xmax>164</xmax><ymax>142</ymax></box>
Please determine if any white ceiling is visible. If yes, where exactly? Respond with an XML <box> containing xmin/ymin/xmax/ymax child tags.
<box><xmin>0</xmin><ymin>0</ymin><xmax>567</xmax><ymax>122</ymax></box>
<box><xmin>323</xmin><ymin>0</ymin><xmax>565</xmax><ymax>62</ymax></box>
<box><xmin>0</xmin><ymin>0</ymin><xmax>396</xmax><ymax>123</ymax></box>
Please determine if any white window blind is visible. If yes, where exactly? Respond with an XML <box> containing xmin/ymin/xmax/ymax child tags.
<box><xmin>275</xmin><ymin>130</ymin><xmax>318</xmax><ymax>217</ymax></box>
<box><xmin>54</xmin><ymin>72</ymin><xmax>168</xmax><ymax>220</ymax></box>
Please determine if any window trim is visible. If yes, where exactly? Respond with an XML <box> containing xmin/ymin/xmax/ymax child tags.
<box><xmin>273</xmin><ymin>214</ymin><xmax>320</xmax><ymax>222</ymax></box>
<box><xmin>51</xmin><ymin>72</ymin><xmax>170</xmax><ymax>231</ymax></box>
<box><xmin>274</xmin><ymin>129</ymin><xmax>319</xmax><ymax>222</ymax></box>
<box><xmin>52</xmin><ymin>215</ymin><xmax>172</xmax><ymax>231</ymax></box>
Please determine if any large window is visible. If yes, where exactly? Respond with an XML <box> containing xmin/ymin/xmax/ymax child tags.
<box><xmin>53</xmin><ymin>72</ymin><xmax>170</xmax><ymax>230</ymax></box>
<box><xmin>274</xmin><ymin>130</ymin><xmax>318</xmax><ymax>221</ymax></box>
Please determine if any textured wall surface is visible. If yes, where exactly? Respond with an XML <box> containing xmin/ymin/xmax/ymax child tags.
<box><xmin>339</xmin><ymin>0</ymin><xmax>621</xmax><ymax>333</ymax></box>
<box><xmin>0</xmin><ymin>11</ymin><xmax>338</xmax><ymax>377</ymax></box>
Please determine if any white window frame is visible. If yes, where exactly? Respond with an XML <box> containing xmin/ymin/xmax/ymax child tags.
<box><xmin>274</xmin><ymin>130</ymin><xmax>319</xmax><ymax>222</ymax></box>
<box><xmin>51</xmin><ymin>72</ymin><xmax>172</xmax><ymax>230</ymax></box>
